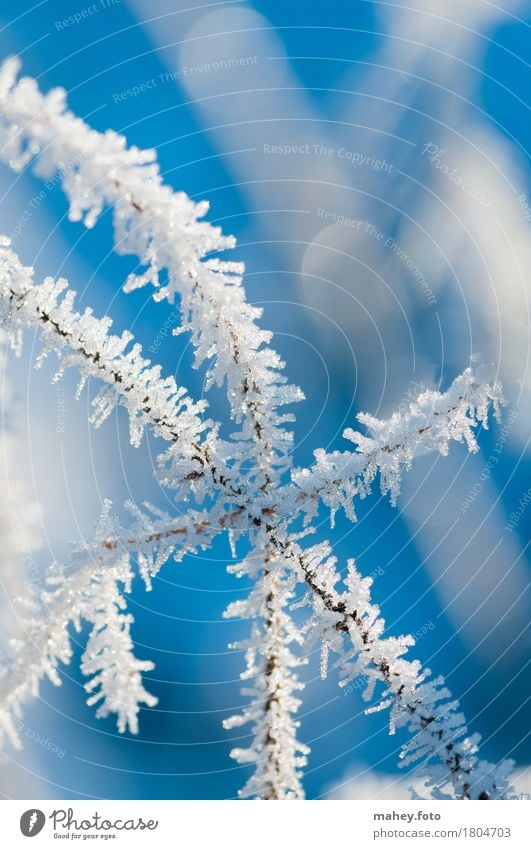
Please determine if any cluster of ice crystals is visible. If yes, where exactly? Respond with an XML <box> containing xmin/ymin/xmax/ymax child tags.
<box><xmin>0</xmin><ymin>496</ymin><xmax>236</xmax><ymax>748</ymax></box>
<box><xmin>79</xmin><ymin>561</ymin><xmax>157</xmax><ymax>735</ymax></box>
<box><xmin>0</xmin><ymin>239</ymin><xmax>221</xmax><ymax>502</ymax></box>
<box><xmin>293</xmin><ymin>369</ymin><xmax>504</xmax><ymax>524</ymax></box>
<box><xmin>0</xmin><ymin>59</ymin><xmax>229</xmax><ymax>262</ymax></box>
<box><xmin>0</xmin><ymin>58</ymin><xmax>517</xmax><ymax>801</ymax></box>
<box><xmin>0</xmin><ymin>546</ymin><xmax>154</xmax><ymax>747</ymax></box>
<box><xmin>282</xmin><ymin>537</ymin><xmax>515</xmax><ymax>800</ymax></box>
<box><xmin>223</xmin><ymin>547</ymin><xmax>309</xmax><ymax>799</ymax></box>
<box><xmin>0</xmin><ymin>57</ymin><xmax>302</xmax><ymax>492</ymax></box>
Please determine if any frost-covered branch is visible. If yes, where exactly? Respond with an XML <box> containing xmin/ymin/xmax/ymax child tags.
<box><xmin>0</xmin><ymin>526</ymin><xmax>154</xmax><ymax>747</ymax></box>
<box><xmin>0</xmin><ymin>57</ymin><xmax>302</xmax><ymax>488</ymax></box>
<box><xmin>78</xmin><ymin>558</ymin><xmax>158</xmax><ymax>736</ymax></box>
<box><xmin>0</xmin><ymin>494</ymin><xmax>232</xmax><ymax>748</ymax></box>
<box><xmin>0</xmin><ymin>57</ymin><xmax>518</xmax><ymax>801</ymax></box>
<box><xmin>0</xmin><ymin>233</ymin><xmax>511</xmax><ymax>799</ymax></box>
<box><xmin>223</xmin><ymin>545</ymin><xmax>309</xmax><ymax>799</ymax></box>
<box><xmin>267</xmin><ymin>532</ymin><xmax>515</xmax><ymax>800</ymax></box>
<box><xmin>0</xmin><ymin>238</ymin><xmax>228</xmax><ymax>504</ymax></box>
<box><xmin>293</xmin><ymin>370</ymin><xmax>504</xmax><ymax>525</ymax></box>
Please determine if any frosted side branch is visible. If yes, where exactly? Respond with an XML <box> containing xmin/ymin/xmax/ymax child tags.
<box><xmin>0</xmin><ymin>58</ymin><xmax>303</xmax><ymax>486</ymax></box>
<box><xmin>0</xmin><ymin>239</ymin><xmax>226</xmax><ymax>503</ymax></box>
<box><xmin>0</xmin><ymin>550</ymin><xmax>153</xmax><ymax>747</ymax></box>
<box><xmin>293</xmin><ymin>369</ymin><xmax>504</xmax><ymax>524</ymax></box>
<box><xmin>269</xmin><ymin>531</ymin><xmax>515</xmax><ymax>801</ymax></box>
<box><xmin>223</xmin><ymin>545</ymin><xmax>309</xmax><ymax>799</ymax></box>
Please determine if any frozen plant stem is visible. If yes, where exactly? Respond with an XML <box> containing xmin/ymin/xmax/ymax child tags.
<box><xmin>0</xmin><ymin>58</ymin><xmax>517</xmax><ymax>800</ymax></box>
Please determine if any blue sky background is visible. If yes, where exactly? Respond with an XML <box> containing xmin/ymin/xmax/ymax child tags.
<box><xmin>0</xmin><ymin>0</ymin><xmax>530</xmax><ymax>800</ymax></box>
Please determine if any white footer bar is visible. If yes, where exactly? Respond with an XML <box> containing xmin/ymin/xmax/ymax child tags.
<box><xmin>1</xmin><ymin>799</ymin><xmax>529</xmax><ymax>848</ymax></box>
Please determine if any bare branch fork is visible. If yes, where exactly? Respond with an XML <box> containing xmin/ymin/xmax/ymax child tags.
<box><xmin>0</xmin><ymin>58</ymin><xmax>516</xmax><ymax>800</ymax></box>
